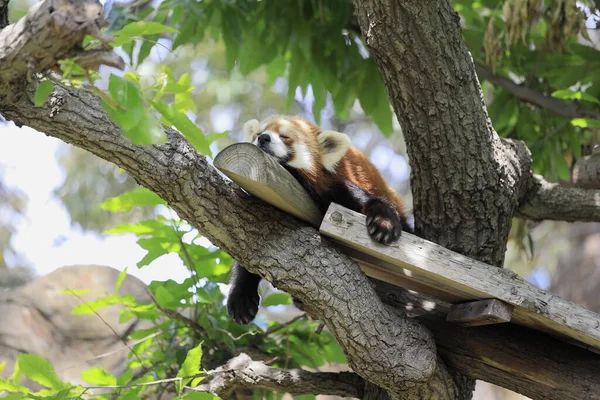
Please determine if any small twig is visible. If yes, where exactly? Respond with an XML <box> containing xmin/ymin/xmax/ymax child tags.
<box><xmin>249</xmin><ymin>315</ymin><xmax>306</xmax><ymax>345</ymax></box>
<box><xmin>65</xmin><ymin>289</ymin><xmax>144</xmax><ymax>365</ymax></box>
<box><xmin>84</xmin><ymin>371</ymin><xmax>208</xmax><ymax>390</ymax></box>
<box><xmin>59</xmin><ymin>331</ymin><xmax>163</xmax><ymax>374</ymax></box>
<box><xmin>82</xmin><ymin>69</ymin><xmax>124</xmax><ymax>110</ymax></box>
<box><xmin>315</xmin><ymin>321</ymin><xmax>325</xmax><ymax>334</ymax></box>
<box><xmin>148</xmin><ymin>289</ymin><xmax>207</xmax><ymax>336</ymax></box>
<box><xmin>175</xmin><ymin>230</ymin><xmax>201</xmax><ymax>322</ymax></box>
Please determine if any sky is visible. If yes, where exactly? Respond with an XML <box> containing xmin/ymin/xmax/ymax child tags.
<box><xmin>0</xmin><ymin>121</ymin><xmax>191</xmax><ymax>284</ymax></box>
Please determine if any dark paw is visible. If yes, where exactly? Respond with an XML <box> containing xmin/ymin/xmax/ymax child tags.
<box><xmin>227</xmin><ymin>289</ymin><xmax>260</xmax><ymax>325</ymax></box>
<box><xmin>364</xmin><ymin>198</ymin><xmax>403</xmax><ymax>244</ymax></box>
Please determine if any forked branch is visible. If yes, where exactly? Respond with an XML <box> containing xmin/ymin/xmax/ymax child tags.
<box><xmin>192</xmin><ymin>354</ymin><xmax>363</xmax><ymax>399</ymax></box>
<box><xmin>518</xmin><ymin>175</ymin><xmax>600</xmax><ymax>222</ymax></box>
<box><xmin>475</xmin><ymin>63</ymin><xmax>600</xmax><ymax>121</ymax></box>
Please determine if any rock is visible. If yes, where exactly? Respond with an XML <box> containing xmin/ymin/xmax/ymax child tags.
<box><xmin>0</xmin><ymin>265</ymin><xmax>153</xmax><ymax>388</ymax></box>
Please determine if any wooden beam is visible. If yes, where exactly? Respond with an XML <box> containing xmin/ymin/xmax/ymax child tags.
<box><xmin>213</xmin><ymin>142</ymin><xmax>600</xmax><ymax>397</ymax></box>
<box><xmin>214</xmin><ymin>143</ymin><xmax>323</xmax><ymax>227</ymax></box>
<box><xmin>319</xmin><ymin>203</ymin><xmax>600</xmax><ymax>353</ymax></box>
<box><xmin>447</xmin><ymin>299</ymin><xmax>513</xmax><ymax>327</ymax></box>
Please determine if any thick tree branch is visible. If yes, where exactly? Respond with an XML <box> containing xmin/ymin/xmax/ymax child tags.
<box><xmin>2</xmin><ymin>1</ymin><xmax>599</xmax><ymax>399</ymax></box>
<box><xmin>194</xmin><ymin>353</ymin><xmax>363</xmax><ymax>399</ymax></box>
<box><xmin>0</xmin><ymin>84</ymin><xmax>443</xmax><ymax>399</ymax></box>
<box><xmin>376</xmin><ymin>281</ymin><xmax>600</xmax><ymax>400</ymax></box>
<box><xmin>0</xmin><ymin>2</ymin><xmax>450</xmax><ymax>397</ymax></box>
<box><xmin>475</xmin><ymin>63</ymin><xmax>600</xmax><ymax>121</ymax></box>
<box><xmin>517</xmin><ymin>175</ymin><xmax>600</xmax><ymax>221</ymax></box>
<box><xmin>354</xmin><ymin>0</ymin><xmax>530</xmax><ymax>268</ymax></box>
<box><xmin>0</xmin><ymin>0</ymin><xmax>122</xmax><ymax>84</ymax></box>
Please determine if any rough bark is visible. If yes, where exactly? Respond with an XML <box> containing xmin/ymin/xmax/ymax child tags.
<box><xmin>0</xmin><ymin>82</ymin><xmax>447</xmax><ymax>399</ymax></box>
<box><xmin>374</xmin><ymin>280</ymin><xmax>600</xmax><ymax>400</ymax></box>
<box><xmin>1</xmin><ymin>0</ymin><xmax>599</xmax><ymax>399</ymax></box>
<box><xmin>517</xmin><ymin>175</ymin><xmax>600</xmax><ymax>221</ymax></box>
<box><xmin>0</xmin><ymin>0</ymin><xmax>122</xmax><ymax>84</ymax></box>
<box><xmin>195</xmin><ymin>354</ymin><xmax>363</xmax><ymax>399</ymax></box>
<box><xmin>354</xmin><ymin>0</ymin><xmax>531</xmax><ymax>268</ymax></box>
<box><xmin>573</xmin><ymin>152</ymin><xmax>600</xmax><ymax>189</ymax></box>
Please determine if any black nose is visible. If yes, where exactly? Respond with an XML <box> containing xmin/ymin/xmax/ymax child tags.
<box><xmin>258</xmin><ymin>133</ymin><xmax>271</xmax><ymax>146</ymax></box>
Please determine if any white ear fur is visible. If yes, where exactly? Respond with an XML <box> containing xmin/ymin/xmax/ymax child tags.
<box><xmin>318</xmin><ymin>130</ymin><xmax>351</xmax><ymax>173</ymax></box>
<box><xmin>243</xmin><ymin>119</ymin><xmax>260</xmax><ymax>142</ymax></box>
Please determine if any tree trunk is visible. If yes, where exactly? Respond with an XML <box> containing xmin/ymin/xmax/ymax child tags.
<box><xmin>1</xmin><ymin>0</ymin><xmax>600</xmax><ymax>398</ymax></box>
<box><xmin>354</xmin><ymin>0</ymin><xmax>530</xmax><ymax>268</ymax></box>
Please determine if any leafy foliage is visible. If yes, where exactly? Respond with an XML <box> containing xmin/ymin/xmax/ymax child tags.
<box><xmin>460</xmin><ymin>0</ymin><xmax>600</xmax><ymax>181</ymax></box>
<box><xmin>7</xmin><ymin>0</ymin><xmax>600</xmax><ymax>398</ymax></box>
<box><xmin>0</xmin><ymin>188</ymin><xmax>347</xmax><ymax>399</ymax></box>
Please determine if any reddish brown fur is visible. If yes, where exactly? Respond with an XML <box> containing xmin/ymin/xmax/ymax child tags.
<box><xmin>250</xmin><ymin>115</ymin><xmax>407</xmax><ymax>221</ymax></box>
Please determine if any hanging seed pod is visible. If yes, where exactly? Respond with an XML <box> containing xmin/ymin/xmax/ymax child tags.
<box><xmin>546</xmin><ymin>0</ymin><xmax>588</xmax><ymax>51</ymax></box>
<box><xmin>484</xmin><ymin>17</ymin><xmax>504</xmax><ymax>73</ymax></box>
<box><xmin>503</xmin><ymin>0</ymin><xmax>542</xmax><ymax>46</ymax></box>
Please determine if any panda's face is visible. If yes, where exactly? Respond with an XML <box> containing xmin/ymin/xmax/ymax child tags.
<box><xmin>243</xmin><ymin>116</ymin><xmax>351</xmax><ymax>173</ymax></box>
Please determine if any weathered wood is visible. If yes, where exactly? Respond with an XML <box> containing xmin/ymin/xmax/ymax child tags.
<box><xmin>0</xmin><ymin>0</ymin><xmax>123</xmax><ymax>84</ymax></box>
<box><xmin>446</xmin><ymin>299</ymin><xmax>513</xmax><ymax>327</ymax></box>
<box><xmin>320</xmin><ymin>203</ymin><xmax>600</xmax><ymax>353</ymax></box>
<box><xmin>214</xmin><ymin>143</ymin><xmax>323</xmax><ymax>227</ymax></box>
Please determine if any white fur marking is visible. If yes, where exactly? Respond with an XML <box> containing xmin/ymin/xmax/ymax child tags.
<box><xmin>318</xmin><ymin>130</ymin><xmax>351</xmax><ymax>173</ymax></box>
<box><xmin>259</xmin><ymin>123</ymin><xmax>267</xmax><ymax>132</ymax></box>
<box><xmin>262</xmin><ymin>131</ymin><xmax>288</xmax><ymax>158</ymax></box>
<box><xmin>287</xmin><ymin>143</ymin><xmax>313</xmax><ymax>170</ymax></box>
<box><xmin>279</xmin><ymin>125</ymin><xmax>289</xmax><ymax>135</ymax></box>
<box><xmin>244</xmin><ymin>119</ymin><xmax>259</xmax><ymax>142</ymax></box>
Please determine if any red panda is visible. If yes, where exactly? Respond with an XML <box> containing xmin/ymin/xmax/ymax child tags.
<box><xmin>227</xmin><ymin>115</ymin><xmax>411</xmax><ymax>325</ymax></box>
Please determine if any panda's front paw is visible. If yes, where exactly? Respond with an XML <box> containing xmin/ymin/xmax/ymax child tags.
<box><xmin>227</xmin><ymin>288</ymin><xmax>260</xmax><ymax>325</ymax></box>
<box><xmin>364</xmin><ymin>198</ymin><xmax>403</xmax><ymax>244</ymax></box>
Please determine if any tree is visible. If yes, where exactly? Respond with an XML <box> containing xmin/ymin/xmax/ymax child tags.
<box><xmin>0</xmin><ymin>0</ymin><xmax>599</xmax><ymax>399</ymax></box>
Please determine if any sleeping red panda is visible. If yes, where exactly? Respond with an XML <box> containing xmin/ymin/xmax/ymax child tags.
<box><xmin>227</xmin><ymin>115</ymin><xmax>411</xmax><ymax>324</ymax></box>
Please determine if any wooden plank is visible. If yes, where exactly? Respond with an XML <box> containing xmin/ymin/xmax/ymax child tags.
<box><xmin>320</xmin><ymin>203</ymin><xmax>600</xmax><ymax>353</ymax></box>
<box><xmin>447</xmin><ymin>299</ymin><xmax>513</xmax><ymax>327</ymax></box>
<box><xmin>213</xmin><ymin>143</ymin><xmax>323</xmax><ymax>227</ymax></box>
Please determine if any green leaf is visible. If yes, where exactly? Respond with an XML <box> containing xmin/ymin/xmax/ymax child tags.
<box><xmin>183</xmin><ymin>393</ymin><xmax>220</xmax><ymax>400</ymax></box>
<box><xmin>100</xmin><ymin>187</ymin><xmax>166</xmax><ymax>213</ymax></box>
<box><xmin>108</xmin><ymin>75</ymin><xmax>145</xmax><ymax>132</ymax></box>
<box><xmin>116</xmin><ymin>267</ymin><xmax>128</xmax><ymax>291</ymax></box>
<box><xmin>551</xmin><ymin>89</ymin><xmax>577</xmax><ymax>100</ymax></box>
<box><xmin>154</xmin><ymin>285</ymin><xmax>178</xmax><ymax>309</ymax></box>
<box><xmin>34</xmin><ymin>81</ymin><xmax>54</xmax><ymax>107</ymax></box>
<box><xmin>578</xmin><ymin>92</ymin><xmax>600</xmax><ymax>105</ymax></box>
<box><xmin>571</xmin><ymin>118</ymin><xmax>600</xmax><ymax>128</ymax></box>
<box><xmin>117</xmin><ymin>369</ymin><xmax>134</xmax><ymax>386</ymax></box>
<box><xmin>104</xmin><ymin>75</ymin><xmax>166</xmax><ymax>145</ymax></box>
<box><xmin>136</xmin><ymin>237</ymin><xmax>181</xmax><ymax>267</ymax></box>
<box><xmin>71</xmin><ymin>294</ymin><xmax>136</xmax><ymax>315</ymax></box>
<box><xmin>112</xmin><ymin>21</ymin><xmax>178</xmax><ymax>46</ymax></box>
<box><xmin>0</xmin><ymin>377</ymin><xmax>29</xmax><ymax>394</ymax></box>
<box><xmin>52</xmin><ymin>388</ymin><xmax>73</xmax><ymax>400</ymax></box>
<box><xmin>17</xmin><ymin>354</ymin><xmax>66</xmax><ymax>390</ymax></box>
<box><xmin>176</xmin><ymin>343</ymin><xmax>204</xmax><ymax>393</ymax></box>
<box><xmin>552</xmin><ymin>90</ymin><xmax>600</xmax><ymax>104</ymax></box>
<box><xmin>152</xmin><ymin>101</ymin><xmax>211</xmax><ymax>154</ymax></box>
<box><xmin>262</xmin><ymin>293</ymin><xmax>292</xmax><ymax>307</ymax></box>
<box><xmin>555</xmin><ymin>154</ymin><xmax>571</xmax><ymax>181</ymax></box>
<box><xmin>81</xmin><ymin>367</ymin><xmax>117</xmax><ymax>386</ymax></box>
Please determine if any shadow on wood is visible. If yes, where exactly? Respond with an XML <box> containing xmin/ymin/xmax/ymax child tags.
<box><xmin>214</xmin><ymin>142</ymin><xmax>600</xmax><ymax>355</ymax></box>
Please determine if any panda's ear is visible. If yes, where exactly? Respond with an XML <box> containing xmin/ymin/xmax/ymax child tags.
<box><xmin>317</xmin><ymin>130</ymin><xmax>351</xmax><ymax>172</ymax></box>
<box><xmin>243</xmin><ymin>119</ymin><xmax>260</xmax><ymax>142</ymax></box>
